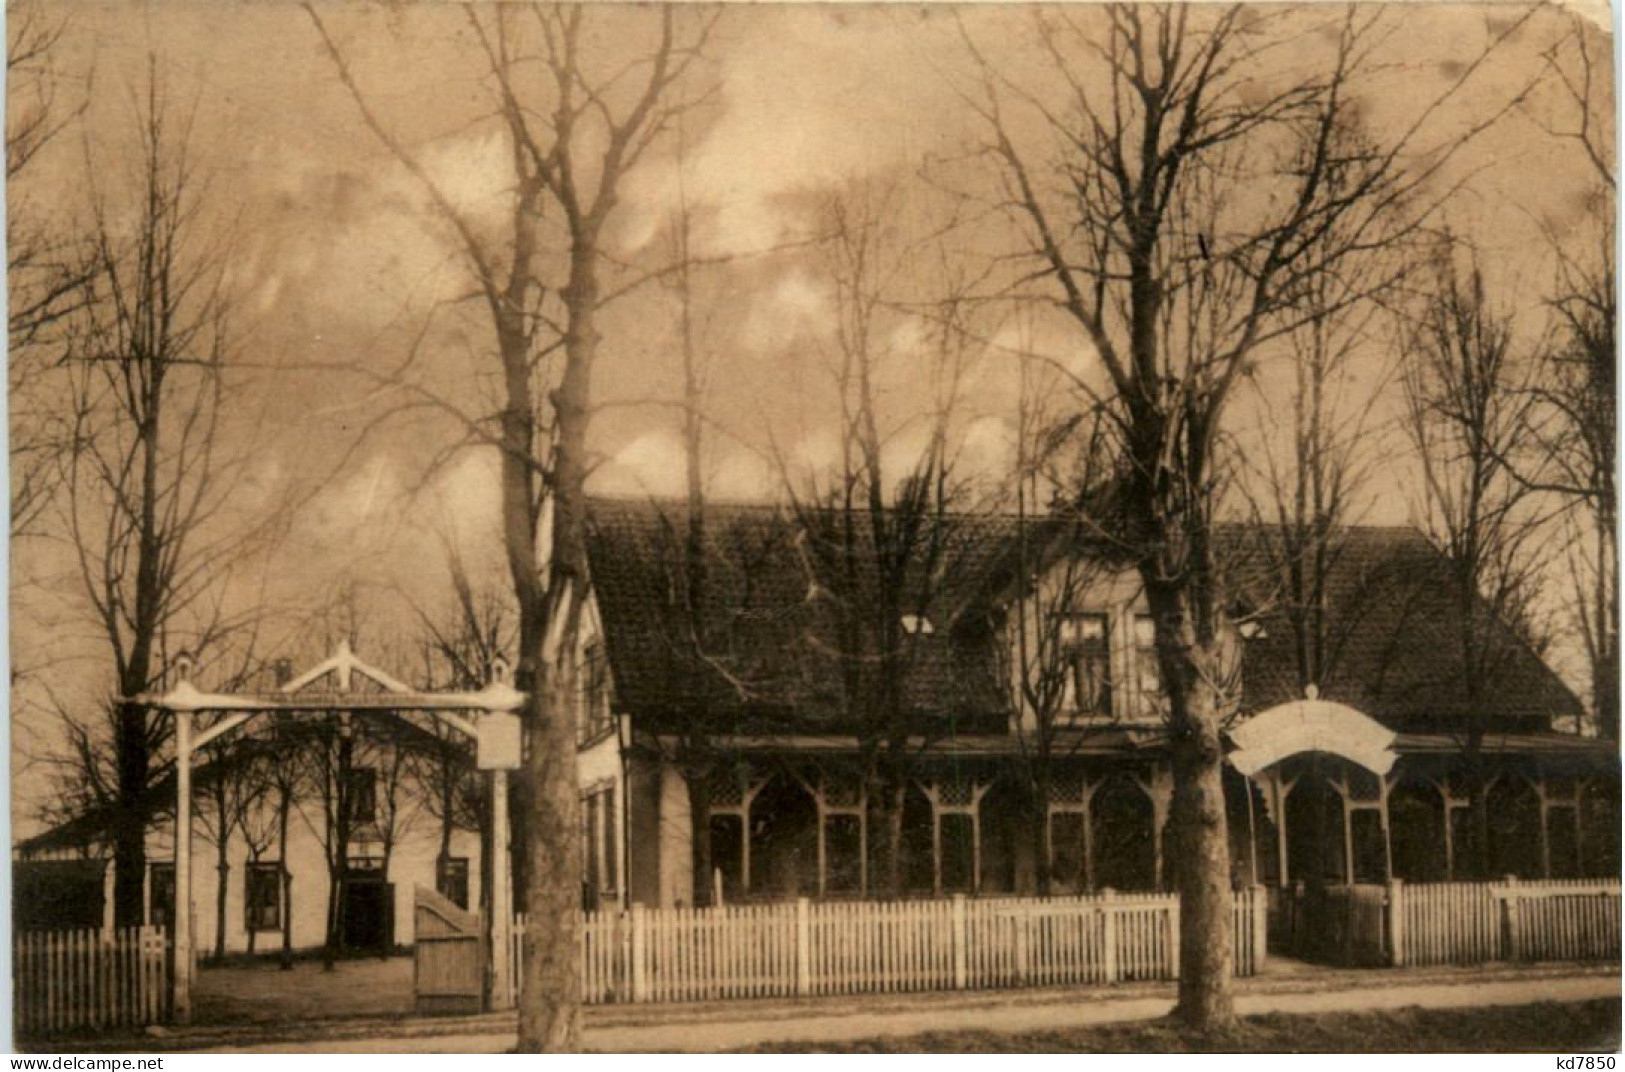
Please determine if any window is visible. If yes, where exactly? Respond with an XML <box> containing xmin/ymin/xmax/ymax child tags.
<box><xmin>245</xmin><ymin>863</ymin><xmax>282</xmax><ymax>932</ymax></box>
<box><xmin>578</xmin><ymin>643</ymin><xmax>614</xmax><ymax>744</ymax></box>
<box><xmin>599</xmin><ymin>789</ymin><xmax>618</xmax><ymax>897</ymax></box>
<box><xmin>1058</xmin><ymin>613</ymin><xmax>1111</xmax><ymax>716</ymax></box>
<box><xmin>580</xmin><ymin>786</ymin><xmax>618</xmax><ymax>906</ymax></box>
<box><xmin>1133</xmin><ymin>615</ymin><xmax>1165</xmax><ymax>718</ymax></box>
<box><xmin>345</xmin><ymin>767</ymin><xmax>377</xmax><ymax>825</ymax></box>
<box><xmin>149</xmin><ymin>863</ymin><xmax>175</xmax><ymax>930</ymax></box>
<box><xmin>436</xmin><ymin>857</ymin><xmax>470</xmax><ymax>910</ymax></box>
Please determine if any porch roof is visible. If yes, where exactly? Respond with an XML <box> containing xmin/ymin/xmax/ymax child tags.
<box><xmin>1392</xmin><ymin>731</ymin><xmax>1617</xmax><ymax>762</ymax></box>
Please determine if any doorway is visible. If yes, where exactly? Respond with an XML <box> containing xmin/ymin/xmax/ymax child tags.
<box><xmin>341</xmin><ymin>877</ymin><xmax>395</xmax><ymax>953</ymax></box>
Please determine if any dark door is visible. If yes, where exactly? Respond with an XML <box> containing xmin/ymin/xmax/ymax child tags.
<box><xmin>342</xmin><ymin>879</ymin><xmax>393</xmax><ymax>952</ymax></box>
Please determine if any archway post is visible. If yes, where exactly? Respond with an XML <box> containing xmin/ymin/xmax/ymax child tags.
<box><xmin>489</xmin><ymin>766</ymin><xmax>512</xmax><ymax>1010</ymax></box>
<box><xmin>174</xmin><ymin>698</ymin><xmax>194</xmax><ymax>1024</ymax></box>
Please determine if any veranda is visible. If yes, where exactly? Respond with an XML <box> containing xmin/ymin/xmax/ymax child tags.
<box><xmin>667</xmin><ymin>697</ymin><xmax>1618</xmax><ymax>914</ymax></box>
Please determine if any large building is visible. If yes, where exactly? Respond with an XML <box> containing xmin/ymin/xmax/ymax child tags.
<box><xmin>579</xmin><ymin>498</ymin><xmax>1618</xmax><ymax>912</ymax></box>
<box><xmin>14</xmin><ymin>497</ymin><xmax>1618</xmax><ymax>955</ymax></box>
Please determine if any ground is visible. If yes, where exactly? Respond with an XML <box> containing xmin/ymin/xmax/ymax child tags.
<box><xmin>29</xmin><ymin>958</ymin><xmax>1615</xmax><ymax>1053</ymax></box>
<box><xmin>737</xmin><ymin>1001</ymin><xmax>1621</xmax><ymax>1053</ymax></box>
<box><xmin>195</xmin><ymin>955</ymin><xmax>412</xmax><ymax>1025</ymax></box>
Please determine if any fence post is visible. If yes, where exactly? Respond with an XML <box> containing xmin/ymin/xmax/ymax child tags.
<box><xmin>1502</xmin><ymin>876</ymin><xmax>1521</xmax><ymax>961</ymax></box>
<box><xmin>629</xmin><ymin>905</ymin><xmax>647</xmax><ymax>1003</ymax></box>
<box><xmin>1014</xmin><ymin>905</ymin><xmax>1030</xmax><ymax>985</ymax></box>
<box><xmin>1101</xmin><ymin>889</ymin><xmax>1118</xmax><ymax>984</ymax></box>
<box><xmin>795</xmin><ymin>898</ymin><xmax>811</xmax><ymax>997</ymax></box>
<box><xmin>952</xmin><ymin>894</ymin><xmax>968</xmax><ymax>990</ymax></box>
<box><xmin>1252</xmin><ymin>885</ymin><xmax>1269</xmax><ymax>973</ymax></box>
<box><xmin>1168</xmin><ymin>896</ymin><xmax>1180</xmax><ymax>980</ymax></box>
<box><xmin>1386</xmin><ymin>879</ymin><xmax>1405</xmax><ymax>967</ymax></box>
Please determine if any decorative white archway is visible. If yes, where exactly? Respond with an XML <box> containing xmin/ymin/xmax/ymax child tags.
<box><xmin>1228</xmin><ymin>687</ymin><xmax>1398</xmax><ymax>779</ymax></box>
<box><xmin>1229</xmin><ymin>687</ymin><xmax>1400</xmax><ymax>888</ymax></box>
<box><xmin>132</xmin><ymin>641</ymin><xmax>525</xmax><ymax>1024</ymax></box>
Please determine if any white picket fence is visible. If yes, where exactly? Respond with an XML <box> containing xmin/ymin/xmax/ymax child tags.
<box><xmin>516</xmin><ymin>887</ymin><xmax>1269</xmax><ymax>1006</ymax></box>
<box><xmin>13</xmin><ymin>926</ymin><xmax>169</xmax><ymax>1035</ymax></box>
<box><xmin>1394</xmin><ymin>878</ymin><xmax>1621</xmax><ymax>968</ymax></box>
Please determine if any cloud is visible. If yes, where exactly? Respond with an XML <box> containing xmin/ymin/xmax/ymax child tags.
<box><xmin>591</xmin><ymin>429</ymin><xmax>688</xmax><ymax>498</ymax></box>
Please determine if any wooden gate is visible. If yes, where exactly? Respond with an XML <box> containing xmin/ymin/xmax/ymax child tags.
<box><xmin>413</xmin><ymin>885</ymin><xmax>485</xmax><ymax>1015</ymax></box>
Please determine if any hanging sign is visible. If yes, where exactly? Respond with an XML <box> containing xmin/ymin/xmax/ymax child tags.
<box><xmin>478</xmin><ymin>712</ymin><xmax>523</xmax><ymax>770</ymax></box>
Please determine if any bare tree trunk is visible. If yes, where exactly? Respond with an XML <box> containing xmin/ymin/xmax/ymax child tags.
<box><xmin>1034</xmin><ymin>765</ymin><xmax>1053</xmax><ymax>897</ymax></box>
<box><xmin>278</xmin><ymin>786</ymin><xmax>293</xmax><ymax>971</ymax></box>
<box><xmin>879</xmin><ymin>773</ymin><xmax>907</xmax><ymax>898</ymax></box>
<box><xmin>687</xmin><ymin>771</ymin><xmax>714</xmax><ymax>908</ymax></box>
<box><xmin>214</xmin><ymin>844</ymin><xmax>229</xmax><ymax>962</ymax></box>
<box><xmin>1141</xmin><ymin>552</ymin><xmax>1238</xmax><ymax>1028</ymax></box>
<box><xmin>112</xmin><ymin>703</ymin><xmax>149</xmax><ymax>928</ymax></box>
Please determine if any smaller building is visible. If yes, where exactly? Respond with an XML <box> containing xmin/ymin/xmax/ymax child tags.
<box><xmin>15</xmin><ymin>710</ymin><xmax>486</xmax><ymax>956</ymax></box>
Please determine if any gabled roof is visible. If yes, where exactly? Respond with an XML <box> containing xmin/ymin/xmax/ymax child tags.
<box><xmin>585</xmin><ymin>498</ymin><xmax>1587</xmax><ymax>739</ymax></box>
<box><xmin>584</xmin><ymin>497</ymin><xmax>1014</xmax><ymax>736</ymax></box>
<box><xmin>15</xmin><ymin>710</ymin><xmax>467</xmax><ymax>858</ymax></box>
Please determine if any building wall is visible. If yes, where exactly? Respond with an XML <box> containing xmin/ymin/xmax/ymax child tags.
<box><xmin>139</xmin><ymin>785</ymin><xmax>485</xmax><ymax>955</ymax></box>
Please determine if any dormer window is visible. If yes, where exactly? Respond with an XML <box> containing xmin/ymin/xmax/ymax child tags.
<box><xmin>1238</xmin><ymin>619</ymin><xmax>1267</xmax><ymax>641</ymax></box>
<box><xmin>1058</xmin><ymin>612</ymin><xmax>1111</xmax><ymax>715</ymax></box>
<box><xmin>901</xmin><ymin>614</ymin><xmax>934</xmax><ymax>636</ymax></box>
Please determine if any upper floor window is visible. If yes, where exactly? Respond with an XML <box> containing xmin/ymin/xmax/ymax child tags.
<box><xmin>579</xmin><ymin>642</ymin><xmax>613</xmax><ymax>744</ymax></box>
<box><xmin>1058</xmin><ymin>612</ymin><xmax>1111</xmax><ymax>716</ymax></box>
<box><xmin>345</xmin><ymin>767</ymin><xmax>377</xmax><ymax>825</ymax></box>
<box><xmin>1133</xmin><ymin>615</ymin><xmax>1167</xmax><ymax>718</ymax></box>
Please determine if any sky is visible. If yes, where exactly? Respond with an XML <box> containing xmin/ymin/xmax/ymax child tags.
<box><xmin>7</xmin><ymin>1</ymin><xmax>1615</xmax><ymax>826</ymax></box>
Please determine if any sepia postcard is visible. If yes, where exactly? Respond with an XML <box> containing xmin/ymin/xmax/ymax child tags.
<box><xmin>6</xmin><ymin>0</ymin><xmax>1619</xmax><ymax>1056</ymax></box>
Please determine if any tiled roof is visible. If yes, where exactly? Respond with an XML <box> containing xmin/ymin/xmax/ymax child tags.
<box><xmin>1217</xmin><ymin>525</ymin><xmax>1585</xmax><ymax>734</ymax></box>
<box><xmin>585</xmin><ymin>498</ymin><xmax>1586</xmax><ymax>738</ymax></box>
<box><xmin>583</xmin><ymin>498</ymin><xmax>1016</xmax><ymax>736</ymax></box>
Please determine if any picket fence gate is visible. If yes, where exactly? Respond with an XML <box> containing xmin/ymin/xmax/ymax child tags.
<box><xmin>515</xmin><ymin>887</ymin><xmax>1269</xmax><ymax>1006</ymax></box>
<box><xmin>13</xmin><ymin>926</ymin><xmax>169</xmax><ymax>1035</ymax></box>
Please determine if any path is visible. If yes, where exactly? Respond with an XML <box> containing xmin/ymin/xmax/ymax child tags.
<box><xmin>190</xmin><ymin>970</ymin><xmax>1620</xmax><ymax>1053</ymax></box>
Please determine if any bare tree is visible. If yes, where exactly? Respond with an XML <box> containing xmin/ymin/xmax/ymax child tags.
<box><xmin>958</xmin><ymin>4</ymin><xmax>1529</xmax><ymax>1028</ymax></box>
<box><xmin>7</xmin><ymin>1</ymin><xmax>92</xmax><ymax>536</ymax></box>
<box><xmin>1402</xmin><ymin>242</ymin><xmax>1552</xmax><ymax>879</ymax></box>
<box><xmin>232</xmin><ymin>736</ymin><xmax>284</xmax><ymax>958</ymax></box>
<box><xmin>1524</xmin><ymin>17</ymin><xmax>1617</xmax><ymax>738</ymax></box>
<box><xmin>1000</xmin><ymin>376</ymin><xmax>1117</xmax><ymax>895</ymax></box>
<box><xmin>1242</xmin><ymin>254</ymin><xmax>1401</xmax><ymax>694</ymax></box>
<box><xmin>307</xmin><ymin>5</ymin><xmax>717</xmax><ymax>1047</ymax></box>
<box><xmin>195</xmin><ymin>735</ymin><xmax>269</xmax><ymax>963</ymax></box>
<box><xmin>404</xmin><ymin>545</ymin><xmax>506</xmax><ymax>911</ymax></box>
<box><xmin>54</xmin><ymin>62</ymin><xmax>257</xmax><ymax>930</ymax></box>
<box><xmin>777</xmin><ymin>186</ymin><xmax>980</xmax><ymax>898</ymax></box>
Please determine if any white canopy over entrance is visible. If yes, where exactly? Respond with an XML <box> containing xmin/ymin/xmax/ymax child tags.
<box><xmin>1229</xmin><ymin>687</ymin><xmax>1398</xmax><ymax>778</ymax></box>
